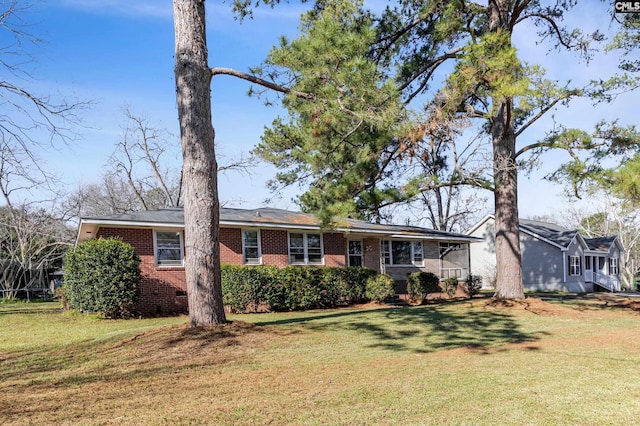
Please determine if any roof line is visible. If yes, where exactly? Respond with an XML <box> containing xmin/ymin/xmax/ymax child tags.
<box><xmin>78</xmin><ymin>218</ymin><xmax>480</xmax><ymax>242</ymax></box>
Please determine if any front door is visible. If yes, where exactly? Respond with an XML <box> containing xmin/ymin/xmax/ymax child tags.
<box><xmin>584</xmin><ymin>255</ymin><xmax>593</xmax><ymax>282</ymax></box>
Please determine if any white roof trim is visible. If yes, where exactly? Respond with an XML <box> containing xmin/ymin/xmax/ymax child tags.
<box><xmin>81</xmin><ymin>219</ymin><xmax>184</xmax><ymax>229</ymax></box>
<box><xmin>466</xmin><ymin>214</ymin><xmax>494</xmax><ymax>235</ymax></box>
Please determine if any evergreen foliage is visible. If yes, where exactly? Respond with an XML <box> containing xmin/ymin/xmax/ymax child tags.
<box><xmin>441</xmin><ymin>276</ymin><xmax>459</xmax><ymax>298</ymax></box>
<box><xmin>365</xmin><ymin>273</ymin><xmax>395</xmax><ymax>303</ymax></box>
<box><xmin>406</xmin><ymin>271</ymin><xmax>441</xmax><ymax>303</ymax></box>
<box><xmin>254</xmin><ymin>0</ymin><xmax>640</xmax><ymax>299</ymax></box>
<box><xmin>64</xmin><ymin>238</ymin><xmax>141</xmax><ymax>318</ymax></box>
<box><xmin>463</xmin><ymin>275</ymin><xmax>482</xmax><ymax>298</ymax></box>
<box><xmin>221</xmin><ymin>264</ymin><xmax>377</xmax><ymax>312</ymax></box>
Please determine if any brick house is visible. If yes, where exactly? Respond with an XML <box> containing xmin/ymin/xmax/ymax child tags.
<box><xmin>76</xmin><ymin>207</ymin><xmax>480</xmax><ymax>315</ymax></box>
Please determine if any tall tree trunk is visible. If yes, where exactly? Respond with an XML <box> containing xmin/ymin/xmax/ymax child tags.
<box><xmin>491</xmin><ymin>101</ymin><xmax>524</xmax><ymax>299</ymax></box>
<box><xmin>173</xmin><ymin>0</ymin><xmax>226</xmax><ymax>326</ymax></box>
<box><xmin>489</xmin><ymin>0</ymin><xmax>524</xmax><ymax>300</ymax></box>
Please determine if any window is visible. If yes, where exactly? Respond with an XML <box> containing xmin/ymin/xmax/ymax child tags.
<box><xmin>585</xmin><ymin>256</ymin><xmax>592</xmax><ymax>270</ymax></box>
<box><xmin>381</xmin><ymin>240</ymin><xmax>391</xmax><ymax>265</ymax></box>
<box><xmin>568</xmin><ymin>256</ymin><xmax>581</xmax><ymax>276</ymax></box>
<box><xmin>609</xmin><ymin>258</ymin><xmax>619</xmax><ymax>275</ymax></box>
<box><xmin>413</xmin><ymin>241</ymin><xmax>423</xmax><ymax>263</ymax></box>
<box><xmin>289</xmin><ymin>233</ymin><xmax>323</xmax><ymax>264</ymax></box>
<box><xmin>380</xmin><ymin>240</ymin><xmax>424</xmax><ymax>266</ymax></box>
<box><xmin>243</xmin><ymin>229</ymin><xmax>261</xmax><ymax>264</ymax></box>
<box><xmin>348</xmin><ymin>240</ymin><xmax>363</xmax><ymax>267</ymax></box>
<box><xmin>392</xmin><ymin>241</ymin><xmax>412</xmax><ymax>264</ymax></box>
<box><xmin>155</xmin><ymin>231</ymin><xmax>184</xmax><ymax>266</ymax></box>
<box><xmin>439</xmin><ymin>243</ymin><xmax>470</xmax><ymax>279</ymax></box>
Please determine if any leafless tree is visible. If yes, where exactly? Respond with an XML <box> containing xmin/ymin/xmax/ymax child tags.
<box><xmin>0</xmin><ymin>204</ymin><xmax>74</xmax><ymax>298</ymax></box>
<box><xmin>0</xmin><ymin>1</ymin><xmax>87</xmax><ymax>298</ymax></box>
<box><xmin>106</xmin><ymin>107</ymin><xmax>183</xmax><ymax>210</ymax></box>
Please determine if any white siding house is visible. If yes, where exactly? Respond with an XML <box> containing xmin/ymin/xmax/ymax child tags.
<box><xmin>468</xmin><ymin>215</ymin><xmax>623</xmax><ymax>293</ymax></box>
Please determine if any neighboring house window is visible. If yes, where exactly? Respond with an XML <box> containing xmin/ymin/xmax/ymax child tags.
<box><xmin>609</xmin><ymin>258</ymin><xmax>619</xmax><ymax>275</ymax></box>
<box><xmin>289</xmin><ymin>233</ymin><xmax>323</xmax><ymax>264</ymax></box>
<box><xmin>439</xmin><ymin>243</ymin><xmax>470</xmax><ymax>279</ymax></box>
<box><xmin>568</xmin><ymin>256</ymin><xmax>582</xmax><ymax>276</ymax></box>
<box><xmin>348</xmin><ymin>240</ymin><xmax>363</xmax><ymax>267</ymax></box>
<box><xmin>380</xmin><ymin>240</ymin><xmax>424</xmax><ymax>266</ymax></box>
<box><xmin>154</xmin><ymin>231</ymin><xmax>184</xmax><ymax>267</ymax></box>
<box><xmin>242</xmin><ymin>229</ymin><xmax>261</xmax><ymax>265</ymax></box>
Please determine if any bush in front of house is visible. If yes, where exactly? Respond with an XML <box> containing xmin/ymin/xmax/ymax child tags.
<box><xmin>337</xmin><ymin>266</ymin><xmax>378</xmax><ymax>304</ymax></box>
<box><xmin>463</xmin><ymin>275</ymin><xmax>482</xmax><ymax>297</ymax></box>
<box><xmin>221</xmin><ymin>265</ymin><xmax>377</xmax><ymax>312</ymax></box>
<box><xmin>64</xmin><ymin>238</ymin><xmax>141</xmax><ymax>318</ymax></box>
<box><xmin>406</xmin><ymin>271</ymin><xmax>441</xmax><ymax>303</ymax></box>
<box><xmin>442</xmin><ymin>276</ymin><xmax>459</xmax><ymax>297</ymax></box>
<box><xmin>221</xmin><ymin>264</ymin><xmax>278</xmax><ymax>312</ymax></box>
<box><xmin>365</xmin><ymin>274</ymin><xmax>395</xmax><ymax>303</ymax></box>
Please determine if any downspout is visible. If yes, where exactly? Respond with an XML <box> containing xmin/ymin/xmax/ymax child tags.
<box><xmin>467</xmin><ymin>242</ymin><xmax>472</xmax><ymax>278</ymax></box>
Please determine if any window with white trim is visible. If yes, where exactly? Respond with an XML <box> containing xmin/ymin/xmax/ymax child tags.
<box><xmin>381</xmin><ymin>240</ymin><xmax>391</xmax><ymax>265</ymax></box>
<box><xmin>609</xmin><ymin>258</ymin><xmax>619</xmax><ymax>275</ymax></box>
<box><xmin>380</xmin><ymin>240</ymin><xmax>424</xmax><ymax>266</ymax></box>
<box><xmin>413</xmin><ymin>241</ymin><xmax>423</xmax><ymax>263</ymax></box>
<box><xmin>568</xmin><ymin>256</ymin><xmax>581</xmax><ymax>276</ymax></box>
<box><xmin>348</xmin><ymin>240</ymin><xmax>363</xmax><ymax>267</ymax></box>
<box><xmin>289</xmin><ymin>232</ymin><xmax>323</xmax><ymax>264</ymax></box>
<box><xmin>242</xmin><ymin>229</ymin><xmax>261</xmax><ymax>264</ymax></box>
<box><xmin>154</xmin><ymin>231</ymin><xmax>184</xmax><ymax>267</ymax></box>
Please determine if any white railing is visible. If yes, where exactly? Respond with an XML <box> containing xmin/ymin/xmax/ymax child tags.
<box><xmin>593</xmin><ymin>271</ymin><xmax>621</xmax><ymax>292</ymax></box>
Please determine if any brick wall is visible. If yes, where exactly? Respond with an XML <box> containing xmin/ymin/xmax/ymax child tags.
<box><xmin>220</xmin><ymin>228</ymin><xmax>242</xmax><ymax>265</ymax></box>
<box><xmin>260</xmin><ymin>229</ymin><xmax>289</xmax><ymax>267</ymax></box>
<box><xmin>324</xmin><ymin>232</ymin><xmax>346</xmax><ymax>267</ymax></box>
<box><xmin>96</xmin><ymin>227</ymin><xmax>188</xmax><ymax>316</ymax></box>
<box><xmin>94</xmin><ymin>225</ymin><xmax>448</xmax><ymax>315</ymax></box>
<box><xmin>363</xmin><ymin>237</ymin><xmax>381</xmax><ymax>272</ymax></box>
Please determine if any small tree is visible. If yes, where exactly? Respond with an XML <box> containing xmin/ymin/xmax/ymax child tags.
<box><xmin>64</xmin><ymin>238</ymin><xmax>141</xmax><ymax>318</ymax></box>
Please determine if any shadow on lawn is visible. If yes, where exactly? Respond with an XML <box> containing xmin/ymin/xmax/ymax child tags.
<box><xmin>257</xmin><ymin>301</ymin><xmax>546</xmax><ymax>354</ymax></box>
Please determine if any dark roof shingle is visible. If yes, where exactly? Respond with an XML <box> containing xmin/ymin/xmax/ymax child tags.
<box><xmin>81</xmin><ymin>207</ymin><xmax>479</xmax><ymax>241</ymax></box>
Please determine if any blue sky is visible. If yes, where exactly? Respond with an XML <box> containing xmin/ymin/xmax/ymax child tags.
<box><xmin>11</xmin><ymin>1</ymin><xmax>637</xmax><ymax>223</ymax></box>
<box><xmin>32</xmin><ymin>0</ymin><xmax>305</xmax><ymax>209</ymax></box>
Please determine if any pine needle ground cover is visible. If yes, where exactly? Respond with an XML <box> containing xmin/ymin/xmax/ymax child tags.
<box><xmin>1</xmin><ymin>296</ymin><xmax>640</xmax><ymax>425</ymax></box>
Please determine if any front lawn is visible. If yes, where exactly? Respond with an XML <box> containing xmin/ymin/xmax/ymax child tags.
<box><xmin>1</xmin><ymin>297</ymin><xmax>639</xmax><ymax>425</ymax></box>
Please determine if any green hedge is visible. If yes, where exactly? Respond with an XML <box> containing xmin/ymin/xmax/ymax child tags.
<box><xmin>365</xmin><ymin>274</ymin><xmax>395</xmax><ymax>303</ymax></box>
<box><xmin>221</xmin><ymin>265</ymin><xmax>378</xmax><ymax>312</ymax></box>
<box><xmin>64</xmin><ymin>238</ymin><xmax>141</xmax><ymax>318</ymax></box>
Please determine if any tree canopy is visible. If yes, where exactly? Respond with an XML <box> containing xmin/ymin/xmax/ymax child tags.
<box><xmin>254</xmin><ymin>0</ymin><xmax>640</xmax><ymax>299</ymax></box>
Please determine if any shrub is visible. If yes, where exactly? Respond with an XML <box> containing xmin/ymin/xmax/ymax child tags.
<box><xmin>406</xmin><ymin>272</ymin><xmax>441</xmax><ymax>303</ymax></box>
<box><xmin>221</xmin><ymin>264</ymin><xmax>277</xmax><ymax>313</ymax></box>
<box><xmin>442</xmin><ymin>277</ymin><xmax>459</xmax><ymax>298</ymax></box>
<box><xmin>64</xmin><ymin>238</ymin><xmax>141</xmax><ymax>318</ymax></box>
<box><xmin>365</xmin><ymin>274</ymin><xmax>395</xmax><ymax>303</ymax></box>
<box><xmin>337</xmin><ymin>267</ymin><xmax>377</xmax><ymax>304</ymax></box>
<box><xmin>221</xmin><ymin>265</ymin><xmax>376</xmax><ymax>312</ymax></box>
<box><xmin>463</xmin><ymin>275</ymin><xmax>482</xmax><ymax>297</ymax></box>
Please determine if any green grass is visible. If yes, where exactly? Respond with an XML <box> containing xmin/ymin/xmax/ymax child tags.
<box><xmin>1</xmin><ymin>298</ymin><xmax>640</xmax><ymax>425</ymax></box>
